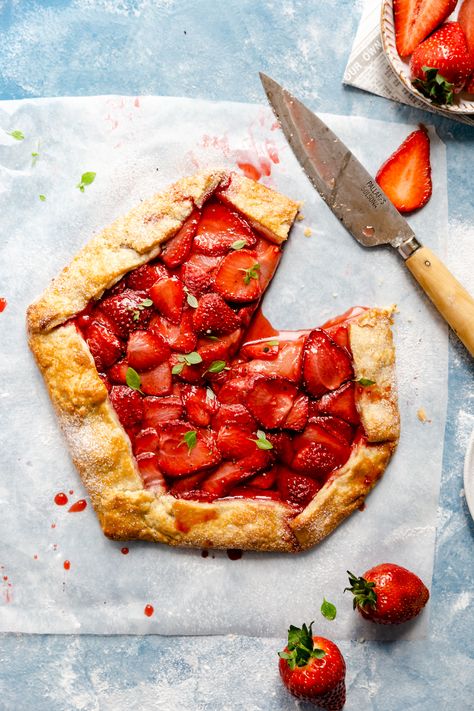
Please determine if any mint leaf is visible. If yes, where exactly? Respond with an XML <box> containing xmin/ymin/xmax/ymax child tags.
<box><xmin>76</xmin><ymin>171</ymin><xmax>96</xmax><ymax>192</ymax></box>
<box><xmin>180</xmin><ymin>430</ymin><xmax>197</xmax><ymax>452</ymax></box>
<box><xmin>183</xmin><ymin>351</ymin><xmax>202</xmax><ymax>366</ymax></box>
<box><xmin>231</xmin><ymin>239</ymin><xmax>247</xmax><ymax>250</ymax></box>
<box><xmin>8</xmin><ymin>130</ymin><xmax>24</xmax><ymax>141</ymax></box>
<box><xmin>242</xmin><ymin>262</ymin><xmax>260</xmax><ymax>285</ymax></box>
<box><xmin>206</xmin><ymin>387</ymin><xmax>216</xmax><ymax>402</ymax></box>
<box><xmin>31</xmin><ymin>141</ymin><xmax>41</xmax><ymax>166</ymax></box>
<box><xmin>172</xmin><ymin>362</ymin><xmax>185</xmax><ymax>375</ymax></box>
<box><xmin>206</xmin><ymin>360</ymin><xmax>229</xmax><ymax>374</ymax></box>
<box><xmin>320</xmin><ymin>598</ymin><xmax>337</xmax><ymax>621</ymax></box>
<box><xmin>126</xmin><ymin>367</ymin><xmax>143</xmax><ymax>393</ymax></box>
<box><xmin>355</xmin><ymin>378</ymin><xmax>375</xmax><ymax>387</ymax></box>
<box><xmin>183</xmin><ymin>286</ymin><xmax>198</xmax><ymax>308</ymax></box>
<box><xmin>141</xmin><ymin>298</ymin><xmax>153</xmax><ymax>307</ymax></box>
<box><xmin>39</xmin><ymin>194</ymin><xmax>46</xmax><ymax>202</ymax></box>
<box><xmin>252</xmin><ymin>430</ymin><xmax>273</xmax><ymax>451</ymax></box>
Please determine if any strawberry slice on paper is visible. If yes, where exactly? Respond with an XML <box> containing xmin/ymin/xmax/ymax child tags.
<box><xmin>302</xmin><ymin>329</ymin><xmax>353</xmax><ymax>398</ymax></box>
<box><xmin>376</xmin><ymin>127</ymin><xmax>432</xmax><ymax>214</ymax></box>
<box><xmin>193</xmin><ymin>200</ymin><xmax>256</xmax><ymax>255</ymax></box>
<box><xmin>156</xmin><ymin>421</ymin><xmax>221</xmax><ymax>477</ymax></box>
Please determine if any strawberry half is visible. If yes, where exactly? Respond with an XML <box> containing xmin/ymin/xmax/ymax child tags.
<box><xmin>139</xmin><ymin>362</ymin><xmax>173</xmax><ymax>396</ymax></box>
<box><xmin>156</xmin><ymin>421</ymin><xmax>221</xmax><ymax>477</ymax></box>
<box><xmin>202</xmin><ymin>449</ymin><xmax>272</xmax><ymax>497</ymax></box>
<box><xmin>214</xmin><ymin>249</ymin><xmax>263</xmax><ymax>303</ymax></box>
<box><xmin>133</xmin><ymin>426</ymin><xmax>160</xmax><ymax>455</ymax></box>
<box><xmin>196</xmin><ymin>329</ymin><xmax>242</xmax><ymax>366</ymax></box>
<box><xmin>150</xmin><ymin>309</ymin><xmax>197</xmax><ymax>353</ymax></box>
<box><xmin>135</xmin><ymin>452</ymin><xmax>166</xmax><ymax>491</ymax></box>
<box><xmin>101</xmin><ymin>289</ymin><xmax>153</xmax><ymax>338</ymax></box>
<box><xmin>181</xmin><ymin>384</ymin><xmax>218</xmax><ymax>427</ymax></box>
<box><xmin>126</xmin><ymin>263</ymin><xmax>168</xmax><ymax>290</ymax></box>
<box><xmin>211</xmin><ymin>403</ymin><xmax>257</xmax><ymax>431</ymax></box>
<box><xmin>292</xmin><ymin>423</ymin><xmax>351</xmax><ymax>477</ymax></box>
<box><xmin>108</xmin><ymin>358</ymin><xmax>129</xmax><ymax>384</ymax></box>
<box><xmin>86</xmin><ymin>321</ymin><xmax>123</xmax><ymax>371</ymax></box>
<box><xmin>283</xmin><ymin>393</ymin><xmax>309</xmax><ymax>431</ymax></box>
<box><xmin>277</xmin><ymin>467</ymin><xmax>321</xmax><ymax>507</ymax></box>
<box><xmin>376</xmin><ymin>127</ymin><xmax>432</xmax><ymax>214</ymax></box>
<box><xmin>126</xmin><ymin>330</ymin><xmax>171</xmax><ymax>371</ymax></box>
<box><xmin>245</xmin><ymin>376</ymin><xmax>299</xmax><ymax>429</ymax></box>
<box><xmin>302</xmin><ymin>330</ymin><xmax>353</xmax><ymax>398</ymax></box>
<box><xmin>142</xmin><ymin>395</ymin><xmax>184</xmax><ymax>428</ymax></box>
<box><xmin>149</xmin><ymin>276</ymin><xmax>184</xmax><ymax>323</ymax></box>
<box><xmin>394</xmin><ymin>0</ymin><xmax>458</xmax><ymax>57</ymax></box>
<box><xmin>180</xmin><ymin>253</ymin><xmax>222</xmax><ymax>297</ymax></box>
<box><xmin>193</xmin><ymin>200</ymin><xmax>256</xmax><ymax>255</ymax></box>
<box><xmin>310</xmin><ymin>416</ymin><xmax>354</xmax><ymax>445</ymax></box>
<box><xmin>410</xmin><ymin>23</ymin><xmax>472</xmax><ymax>103</ymax></box>
<box><xmin>192</xmin><ymin>293</ymin><xmax>241</xmax><ymax>335</ymax></box>
<box><xmin>216</xmin><ymin>424</ymin><xmax>257</xmax><ymax>459</ymax></box>
<box><xmin>310</xmin><ymin>381</ymin><xmax>360</xmax><ymax>425</ymax></box>
<box><xmin>242</xmin><ymin>339</ymin><xmax>305</xmax><ymax>383</ymax></box>
<box><xmin>109</xmin><ymin>385</ymin><xmax>144</xmax><ymax>429</ymax></box>
<box><xmin>160</xmin><ymin>208</ymin><xmax>200</xmax><ymax>269</ymax></box>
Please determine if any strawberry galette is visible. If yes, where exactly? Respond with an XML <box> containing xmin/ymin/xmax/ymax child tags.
<box><xmin>28</xmin><ymin>170</ymin><xmax>399</xmax><ymax>552</ymax></box>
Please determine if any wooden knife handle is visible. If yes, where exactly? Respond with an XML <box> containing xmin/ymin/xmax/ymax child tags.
<box><xmin>405</xmin><ymin>246</ymin><xmax>474</xmax><ymax>356</ymax></box>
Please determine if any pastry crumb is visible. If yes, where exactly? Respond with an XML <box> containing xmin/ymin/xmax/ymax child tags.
<box><xmin>332</xmin><ymin>292</ymin><xmax>338</xmax><ymax>298</ymax></box>
<box><xmin>417</xmin><ymin>408</ymin><xmax>431</xmax><ymax>423</ymax></box>
<box><xmin>303</xmin><ymin>227</ymin><xmax>312</xmax><ymax>237</ymax></box>
<box><xmin>296</xmin><ymin>213</ymin><xmax>305</xmax><ymax>221</ymax></box>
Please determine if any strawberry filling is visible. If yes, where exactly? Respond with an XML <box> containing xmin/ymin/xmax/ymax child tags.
<box><xmin>72</xmin><ymin>192</ymin><xmax>367</xmax><ymax>513</ymax></box>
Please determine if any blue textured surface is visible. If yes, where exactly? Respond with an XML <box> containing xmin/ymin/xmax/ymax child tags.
<box><xmin>1</xmin><ymin>1</ymin><xmax>474</xmax><ymax>709</ymax></box>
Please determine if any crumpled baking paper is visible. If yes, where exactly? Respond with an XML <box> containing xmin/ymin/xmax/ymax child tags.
<box><xmin>0</xmin><ymin>95</ymin><xmax>447</xmax><ymax>638</ymax></box>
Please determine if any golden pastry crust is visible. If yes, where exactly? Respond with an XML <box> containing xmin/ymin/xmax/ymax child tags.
<box><xmin>28</xmin><ymin>171</ymin><xmax>398</xmax><ymax>553</ymax></box>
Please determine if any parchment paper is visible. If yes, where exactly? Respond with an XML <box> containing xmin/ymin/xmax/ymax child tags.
<box><xmin>0</xmin><ymin>96</ymin><xmax>448</xmax><ymax>638</ymax></box>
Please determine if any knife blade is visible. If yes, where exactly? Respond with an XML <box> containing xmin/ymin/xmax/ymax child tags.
<box><xmin>260</xmin><ymin>72</ymin><xmax>474</xmax><ymax>356</ymax></box>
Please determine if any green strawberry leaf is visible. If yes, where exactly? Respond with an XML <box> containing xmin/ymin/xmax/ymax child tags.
<box><xmin>344</xmin><ymin>570</ymin><xmax>377</xmax><ymax>611</ymax></box>
<box><xmin>279</xmin><ymin>622</ymin><xmax>326</xmax><ymax>669</ymax></box>
<box><xmin>413</xmin><ymin>67</ymin><xmax>454</xmax><ymax>106</ymax></box>
<box><xmin>320</xmin><ymin>598</ymin><xmax>337</xmax><ymax>621</ymax></box>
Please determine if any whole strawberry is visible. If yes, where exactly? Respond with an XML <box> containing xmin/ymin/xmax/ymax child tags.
<box><xmin>410</xmin><ymin>22</ymin><xmax>472</xmax><ymax>104</ymax></box>
<box><xmin>345</xmin><ymin>563</ymin><xmax>429</xmax><ymax>625</ymax></box>
<box><xmin>278</xmin><ymin>622</ymin><xmax>346</xmax><ymax>710</ymax></box>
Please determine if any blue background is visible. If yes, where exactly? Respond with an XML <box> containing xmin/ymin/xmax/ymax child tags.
<box><xmin>1</xmin><ymin>1</ymin><xmax>473</xmax><ymax>709</ymax></box>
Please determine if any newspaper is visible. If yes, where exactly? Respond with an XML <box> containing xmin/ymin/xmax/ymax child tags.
<box><xmin>344</xmin><ymin>0</ymin><xmax>474</xmax><ymax>126</ymax></box>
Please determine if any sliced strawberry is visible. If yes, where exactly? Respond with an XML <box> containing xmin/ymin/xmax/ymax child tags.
<box><xmin>126</xmin><ymin>263</ymin><xmax>168</xmax><ymax>290</ymax></box>
<box><xmin>169</xmin><ymin>471</ymin><xmax>207</xmax><ymax>495</ymax></box>
<box><xmin>310</xmin><ymin>416</ymin><xmax>354</xmax><ymax>445</ymax></box>
<box><xmin>160</xmin><ymin>209</ymin><xmax>200</xmax><ymax>269</ymax></box>
<box><xmin>156</xmin><ymin>421</ymin><xmax>221</xmax><ymax>477</ymax></box>
<box><xmin>214</xmin><ymin>249</ymin><xmax>263</xmax><ymax>303</ymax></box>
<box><xmin>142</xmin><ymin>395</ymin><xmax>183</xmax><ymax>428</ymax></box>
<box><xmin>242</xmin><ymin>338</ymin><xmax>305</xmax><ymax>383</ymax></box>
<box><xmin>245</xmin><ymin>376</ymin><xmax>299</xmax><ymax>429</ymax></box>
<box><xmin>310</xmin><ymin>382</ymin><xmax>359</xmax><ymax>425</ymax></box>
<box><xmin>139</xmin><ymin>362</ymin><xmax>173</xmax><ymax>396</ymax></box>
<box><xmin>240</xmin><ymin>338</ymin><xmax>280</xmax><ymax>360</ymax></box>
<box><xmin>181</xmin><ymin>384</ymin><xmax>218</xmax><ymax>427</ymax></box>
<box><xmin>192</xmin><ymin>293</ymin><xmax>241</xmax><ymax>335</ymax></box>
<box><xmin>101</xmin><ymin>289</ymin><xmax>153</xmax><ymax>338</ymax></box>
<box><xmin>109</xmin><ymin>385</ymin><xmax>144</xmax><ymax>429</ymax></box>
<box><xmin>193</xmin><ymin>200</ymin><xmax>256</xmax><ymax>255</ymax></box>
<box><xmin>211</xmin><ymin>403</ymin><xmax>257</xmax><ymax>431</ymax></box>
<box><xmin>459</xmin><ymin>0</ymin><xmax>474</xmax><ymax>75</ymax></box>
<box><xmin>277</xmin><ymin>466</ymin><xmax>321</xmax><ymax>507</ymax></box>
<box><xmin>228</xmin><ymin>486</ymin><xmax>281</xmax><ymax>501</ymax></box>
<box><xmin>216</xmin><ymin>424</ymin><xmax>257</xmax><ymax>459</ymax></box>
<box><xmin>133</xmin><ymin>427</ymin><xmax>160</xmax><ymax>455</ymax></box>
<box><xmin>135</xmin><ymin>452</ymin><xmax>166</xmax><ymax>491</ymax></box>
<box><xmin>126</xmin><ymin>330</ymin><xmax>171</xmax><ymax>371</ymax></box>
<box><xmin>86</xmin><ymin>321</ymin><xmax>123</xmax><ymax>371</ymax></box>
<box><xmin>292</xmin><ymin>423</ymin><xmax>352</xmax><ymax>477</ymax></box>
<box><xmin>302</xmin><ymin>329</ymin><xmax>353</xmax><ymax>398</ymax></box>
<box><xmin>394</xmin><ymin>0</ymin><xmax>458</xmax><ymax>57</ymax></box>
<box><xmin>249</xmin><ymin>468</ymin><xmax>278</xmax><ymax>489</ymax></box>
<box><xmin>169</xmin><ymin>353</ymin><xmax>204</xmax><ymax>383</ymax></box>
<box><xmin>149</xmin><ymin>309</ymin><xmax>197</xmax><ymax>353</ymax></box>
<box><xmin>283</xmin><ymin>392</ymin><xmax>309</xmax><ymax>431</ymax></box>
<box><xmin>376</xmin><ymin>127</ymin><xmax>432</xmax><ymax>213</ymax></box>
<box><xmin>74</xmin><ymin>302</ymin><xmax>94</xmax><ymax>333</ymax></box>
<box><xmin>254</xmin><ymin>239</ymin><xmax>281</xmax><ymax>291</ymax></box>
<box><xmin>108</xmin><ymin>358</ymin><xmax>129</xmax><ymax>384</ymax></box>
<box><xmin>202</xmin><ymin>449</ymin><xmax>272</xmax><ymax>497</ymax></box>
<box><xmin>267</xmin><ymin>432</ymin><xmax>294</xmax><ymax>466</ymax></box>
<box><xmin>237</xmin><ymin>304</ymin><xmax>259</xmax><ymax>328</ymax></box>
<box><xmin>197</xmin><ymin>329</ymin><xmax>243</xmax><ymax>367</ymax></box>
<box><xmin>217</xmin><ymin>372</ymin><xmax>263</xmax><ymax>405</ymax></box>
<box><xmin>149</xmin><ymin>276</ymin><xmax>185</xmax><ymax>323</ymax></box>
<box><xmin>180</xmin><ymin>253</ymin><xmax>222</xmax><ymax>297</ymax></box>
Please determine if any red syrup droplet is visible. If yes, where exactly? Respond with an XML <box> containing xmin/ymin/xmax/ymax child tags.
<box><xmin>226</xmin><ymin>549</ymin><xmax>243</xmax><ymax>561</ymax></box>
<box><xmin>3</xmin><ymin>576</ymin><xmax>8</xmax><ymax>581</ymax></box>
<box><xmin>201</xmin><ymin>550</ymin><xmax>208</xmax><ymax>558</ymax></box>
<box><xmin>69</xmin><ymin>490</ymin><xmax>74</xmax><ymax>495</ymax></box>
<box><xmin>0</xmin><ymin>298</ymin><xmax>7</xmax><ymax>313</ymax></box>
<box><xmin>63</xmin><ymin>560</ymin><xmax>71</xmax><ymax>570</ymax></box>
<box><xmin>33</xmin><ymin>555</ymin><xmax>38</xmax><ymax>560</ymax></box>
<box><xmin>54</xmin><ymin>492</ymin><xmax>68</xmax><ymax>506</ymax></box>
<box><xmin>68</xmin><ymin>499</ymin><xmax>87</xmax><ymax>513</ymax></box>
<box><xmin>121</xmin><ymin>547</ymin><xmax>129</xmax><ymax>555</ymax></box>
<box><xmin>51</xmin><ymin>523</ymin><xmax>56</xmax><ymax>529</ymax></box>
<box><xmin>144</xmin><ymin>604</ymin><xmax>154</xmax><ymax>617</ymax></box>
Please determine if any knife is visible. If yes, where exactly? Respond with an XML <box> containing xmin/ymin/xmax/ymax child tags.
<box><xmin>260</xmin><ymin>73</ymin><xmax>474</xmax><ymax>357</ymax></box>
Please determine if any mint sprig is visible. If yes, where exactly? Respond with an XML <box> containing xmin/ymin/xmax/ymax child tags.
<box><xmin>251</xmin><ymin>430</ymin><xmax>273</xmax><ymax>451</ymax></box>
<box><xmin>171</xmin><ymin>351</ymin><xmax>203</xmax><ymax>375</ymax></box>
<box><xmin>76</xmin><ymin>171</ymin><xmax>96</xmax><ymax>192</ymax></box>
<box><xmin>241</xmin><ymin>262</ymin><xmax>260</xmax><ymax>285</ymax></box>
<box><xmin>131</xmin><ymin>297</ymin><xmax>153</xmax><ymax>321</ymax></box>
<box><xmin>278</xmin><ymin>622</ymin><xmax>326</xmax><ymax>670</ymax></box>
